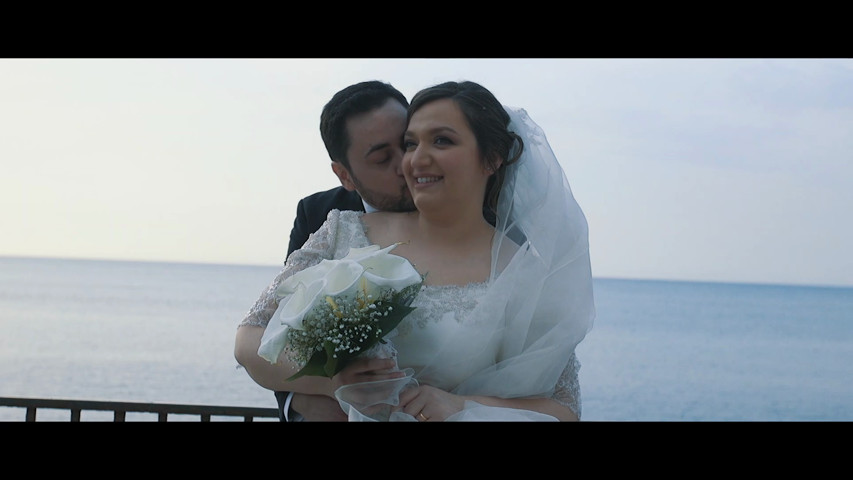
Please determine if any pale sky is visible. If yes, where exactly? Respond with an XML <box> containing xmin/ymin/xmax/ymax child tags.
<box><xmin>2</xmin><ymin>58</ymin><xmax>851</xmax><ymax>288</ymax></box>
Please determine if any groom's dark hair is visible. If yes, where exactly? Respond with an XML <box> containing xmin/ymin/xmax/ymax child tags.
<box><xmin>320</xmin><ymin>80</ymin><xmax>409</xmax><ymax>171</ymax></box>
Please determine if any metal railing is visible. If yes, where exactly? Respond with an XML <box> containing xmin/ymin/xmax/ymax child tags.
<box><xmin>0</xmin><ymin>396</ymin><xmax>279</xmax><ymax>422</ymax></box>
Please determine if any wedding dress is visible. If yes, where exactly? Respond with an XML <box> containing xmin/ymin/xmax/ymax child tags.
<box><xmin>246</xmin><ymin>209</ymin><xmax>582</xmax><ymax>421</ymax></box>
<box><xmin>241</xmin><ymin>107</ymin><xmax>595</xmax><ymax>421</ymax></box>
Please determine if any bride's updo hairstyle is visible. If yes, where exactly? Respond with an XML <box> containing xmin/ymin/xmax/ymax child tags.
<box><xmin>407</xmin><ymin>80</ymin><xmax>523</xmax><ymax>217</ymax></box>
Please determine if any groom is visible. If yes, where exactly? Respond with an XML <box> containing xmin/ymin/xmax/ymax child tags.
<box><xmin>272</xmin><ymin>80</ymin><xmax>415</xmax><ymax>421</ymax></box>
<box><xmin>286</xmin><ymin>80</ymin><xmax>414</xmax><ymax>256</ymax></box>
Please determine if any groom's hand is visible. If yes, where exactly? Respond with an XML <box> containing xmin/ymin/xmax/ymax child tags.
<box><xmin>291</xmin><ymin>393</ymin><xmax>348</xmax><ymax>422</ymax></box>
<box><xmin>331</xmin><ymin>357</ymin><xmax>405</xmax><ymax>390</ymax></box>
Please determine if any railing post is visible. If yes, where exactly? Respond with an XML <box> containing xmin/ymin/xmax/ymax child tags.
<box><xmin>1</xmin><ymin>396</ymin><xmax>279</xmax><ymax>421</ymax></box>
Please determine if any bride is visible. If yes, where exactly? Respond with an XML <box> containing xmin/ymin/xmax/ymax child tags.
<box><xmin>235</xmin><ymin>80</ymin><xmax>595</xmax><ymax>421</ymax></box>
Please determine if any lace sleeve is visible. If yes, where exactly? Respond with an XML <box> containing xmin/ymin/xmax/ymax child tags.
<box><xmin>238</xmin><ymin>209</ymin><xmax>348</xmax><ymax>328</ymax></box>
<box><xmin>552</xmin><ymin>351</ymin><xmax>582</xmax><ymax>420</ymax></box>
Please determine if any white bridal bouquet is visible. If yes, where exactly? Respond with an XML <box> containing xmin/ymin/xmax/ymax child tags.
<box><xmin>258</xmin><ymin>243</ymin><xmax>423</xmax><ymax>380</ymax></box>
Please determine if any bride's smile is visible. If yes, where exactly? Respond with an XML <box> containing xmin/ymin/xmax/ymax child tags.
<box><xmin>414</xmin><ymin>176</ymin><xmax>442</xmax><ymax>185</ymax></box>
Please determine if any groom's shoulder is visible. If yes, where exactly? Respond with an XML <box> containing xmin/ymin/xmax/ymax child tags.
<box><xmin>300</xmin><ymin>187</ymin><xmax>363</xmax><ymax>212</ymax></box>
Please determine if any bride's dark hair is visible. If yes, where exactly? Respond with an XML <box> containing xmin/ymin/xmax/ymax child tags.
<box><xmin>407</xmin><ymin>80</ymin><xmax>523</xmax><ymax>217</ymax></box>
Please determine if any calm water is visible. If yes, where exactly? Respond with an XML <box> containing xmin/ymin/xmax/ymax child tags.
<box><xmin>1</xmin><ymin>256</ymin><xmax>851</xmax><ymax>421</ymax></box>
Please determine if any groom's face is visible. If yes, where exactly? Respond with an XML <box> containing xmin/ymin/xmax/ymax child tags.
<box><xmin>332</xmin><ymin>99</ymin><xmax>415</xmax><ymax>213</ymax></box>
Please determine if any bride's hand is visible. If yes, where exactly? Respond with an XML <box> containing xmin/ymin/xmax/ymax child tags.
<box><xmin>331</xmin><ymin>357</ymin><xmax>405</xmax><ymax>391</ymax></box>
<box><xmin>395</xmin><ymin>384</ymin><xmax>465</xmax><ymax>422</ymax></box>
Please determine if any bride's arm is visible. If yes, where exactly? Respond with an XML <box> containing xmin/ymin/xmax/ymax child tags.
<box><xmin>552</xmin><ymin>351</ymin><xmax>583</xmax><ymax>419</ymax></box>
<box><xmin>463</xmin><ymin>395</ymin><xmax>579</xmax><ymax>421</ymax></box>
<box><xmin>396</xmin><ymin>384</ymin><xmax>578</xmax><ymax>422</ymax></box>
<box><xmin>235</xmin><ymin>325</ymin><xmax>331</xmax><ymax>394</ymax></box>
<box><xmin>235</xmin><ymin>325</ymin><xmax>401</xmax><ymax>396</ymax></box>
<box><xmin>464</xmin><ymin>353</ymin><xmax>581</xmax><ymax>421</ymax></box>
<box><xmin>395</xmin><ymin>352</ymin><xmax>582</xmax><ymax>421</ymax></box>
<box><xmin>234</xmin><ymin>212</ymin><xmax>341</xmax><ymax>396</ymax></box>
<box><xmin>234</xmin><ymin>210</ymin><xmax>405</xmax><ymax>398</ymax></box>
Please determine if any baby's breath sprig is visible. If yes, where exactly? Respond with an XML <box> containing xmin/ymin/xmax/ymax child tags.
<box><xmin>284</xmin><ymin>277</ymin><xmax>423</xmax><ymax>380</ymax></box>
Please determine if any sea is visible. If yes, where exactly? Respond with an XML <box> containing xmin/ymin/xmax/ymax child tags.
<box><xmin>1</xmin><ymin>255</ymin><xmax>851</xmax><ymax>422</ymax></box>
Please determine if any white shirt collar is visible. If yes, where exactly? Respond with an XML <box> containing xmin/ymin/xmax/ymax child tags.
<box><xmin>362</xmin><ymin>199</ymin><xmax>379</xmax><ymax>213</ymax></box>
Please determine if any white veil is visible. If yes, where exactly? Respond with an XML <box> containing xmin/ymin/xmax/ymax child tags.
<box><xmin>421</xmin><ymin>105</ymin><xmax>595</xmax><ymax>399</ymax></box>
<box><xmin>336</xmin><ymin>106</ymin><xmax>596</xmax><ymax>420</ymax></box>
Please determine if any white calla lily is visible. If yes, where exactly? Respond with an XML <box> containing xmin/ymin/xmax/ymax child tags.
<box><xmin>276</xmin><ymin>259</ymin><xmax>336</xmax><ymax>295</ymax></box>
<box><xmin>257</xmin><ymin>242</ymin><xmax>423</xmax><ymax>370</ymax></box>
<box><xmin>259</xmin><ymin>280</ymin><xmax>326</xmax><ymax>362</ymax></box>
<box><xmin>360</xmin><ymin>254</ymin><xmax>423</xmax><ymax>291</ymax></box>
<box><xmin>323</xmin><ymin>261</ymin><xmax>366</xmax><ymax>296</ymax></box>
<box><xmin>340</xmin><ymin>244</ymin><xmax>383</xmax><ymax>261</ymax></box>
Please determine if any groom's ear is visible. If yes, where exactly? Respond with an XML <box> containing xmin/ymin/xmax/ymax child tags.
<box><xmin>331</xmin><ymin>161</ymin><xmax>357</xmax><ymax>191</ymax></box>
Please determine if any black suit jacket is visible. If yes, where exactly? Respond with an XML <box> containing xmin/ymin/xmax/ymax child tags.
<box><xmin>276</xmin><ymin>186</ymin><xmax>364</xmax><ymax>421</ymax></box>
<box><xmin>287</xmin><ymin>187</ymin><xmax>365</xmax><ymax>257</ymax></box>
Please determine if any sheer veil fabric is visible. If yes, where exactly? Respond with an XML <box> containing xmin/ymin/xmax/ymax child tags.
<box><xmin>335</xmin><ymin>106</ymin><xmax>596</xmax><ymax>421</ymax></box>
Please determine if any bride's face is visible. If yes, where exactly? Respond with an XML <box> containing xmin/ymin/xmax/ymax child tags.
<box><xmin>402</xmin><ymin>98</ymin><xmax>491</xmax><ymax>214</ymax></box>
